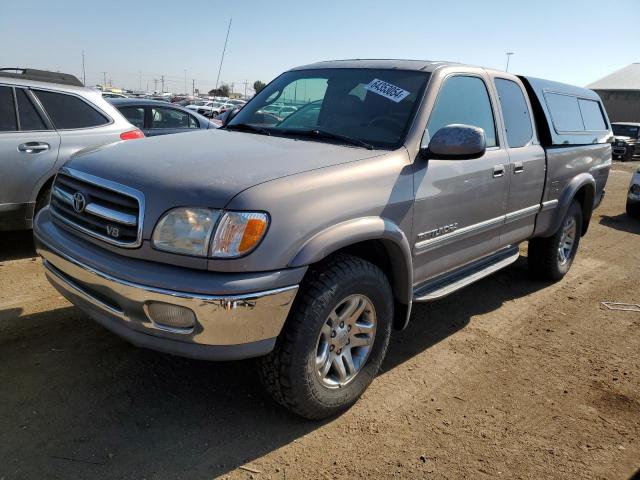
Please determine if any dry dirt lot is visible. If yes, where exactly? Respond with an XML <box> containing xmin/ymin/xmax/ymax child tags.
<box><xmin>0</xmin><ymin>162</ymin><xmax>638</xmax><ymax>480</ymax></box>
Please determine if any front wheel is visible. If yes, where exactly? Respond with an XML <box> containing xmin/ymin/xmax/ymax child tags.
<box><xmin>258</xmin><ymin>254</ymin><xmax>393</xmax><ymax>419</ymax></box>
<box><xmin>528</xmin><ymin>200</ymin><xmax>583</xmax><ymax>281</ymax></box>
<box><xmin>627</xmin><ymin>200</ymin><xmax>640</xmax><ymax>219</ymax></box>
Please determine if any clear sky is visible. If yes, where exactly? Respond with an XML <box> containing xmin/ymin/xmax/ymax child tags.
<box><xmin>1</xmin><ymin>0</ymin><xmax>637</xmax><ymax>94</ymax></box>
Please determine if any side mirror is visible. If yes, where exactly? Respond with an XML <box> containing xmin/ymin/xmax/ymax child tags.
<box><xmin>422</xmin><ymin>124</ymin><xmax>486</xmax><ymax>160</ymax></box>
<box><xmin>222</xmin><ymin>107</ymin><xmax>240</xmax><ymax>127</ymax></box>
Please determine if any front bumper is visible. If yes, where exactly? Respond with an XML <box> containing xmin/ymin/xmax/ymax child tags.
<box><xmin>34</xmin><ymin>209</ymin><xmax>300</xmax><ymax>360</ymax></box>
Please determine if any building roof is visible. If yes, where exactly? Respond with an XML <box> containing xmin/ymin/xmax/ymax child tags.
<box><xmin>587</xmin><ymin>63</ymin><xmax>640</xmax><ymax>91</ymax></box>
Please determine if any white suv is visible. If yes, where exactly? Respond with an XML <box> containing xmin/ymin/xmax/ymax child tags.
<box><xmin>0</xmin><ymin>68</ymin><xmax>143</xmax><ymax>231</ymax></box>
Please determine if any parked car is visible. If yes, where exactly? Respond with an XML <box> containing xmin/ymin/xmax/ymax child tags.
<box><xmin>627</xmin><ymin>167</ymin><xmax>640</xmax><ymax>218</ymax></box>
<box><xmin>34</xmin><ymin>59</ymin><xmax>611</xmax><ymax>419</ymax></box>
<box><xmin>0</xmin><ymin>68</ymin><xmax>143</xmax><ymax>231</ymax></box>
<box><xmin>108</xmin><ymin>98</ymin><xmax>215</xmax><ymax>136</ymax></box>
<box><xmin>611</xmin><ymin>122</ymin><xmax>639</xmax><ymax>161</ymax></box>
<box><xmin>185</xmin><ymin>100</ymin><xmax>221</xmax><ymax>116</ymax></box>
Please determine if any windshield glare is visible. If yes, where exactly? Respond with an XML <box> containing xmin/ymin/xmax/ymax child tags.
<box><xmin>612</xmin><ymin>124</ymin><xmax>639</xmax><ymax>138</ymax></box>
<box><xmin>229</xmin><ymin>68</ymin><xmax>430</xmax><ymax>148</ymax></box>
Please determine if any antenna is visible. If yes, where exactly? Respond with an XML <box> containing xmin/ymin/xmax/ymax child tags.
<box><xmin>215</xmin><ymin>18</ymin><xmax>232</xmax><ymax>90</ymax></box>
<box><xmin>81</xmin><ymin>51</ymin><xmax>86</xmax><ymax>85</ymax></box>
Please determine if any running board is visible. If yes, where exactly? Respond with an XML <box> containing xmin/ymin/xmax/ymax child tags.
<box><xmin>413</xmin><ymin>247</ymin><xmax>520</xmax><ymax>302</ymax></box>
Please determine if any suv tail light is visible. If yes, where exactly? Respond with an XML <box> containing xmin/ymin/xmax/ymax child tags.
<box><xmin>120</xmin><ymin>129</ymin><xmax>145</xmax><ymax>141</ymax></box>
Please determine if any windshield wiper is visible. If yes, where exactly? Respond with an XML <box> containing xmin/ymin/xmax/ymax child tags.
<box><xmin>225</xmin><ymin>123</ymin><xmax>271</xmax><ymax>135</ymax></box>
<box><xmin>279</xmin><ymin>128</ymin><xmax>374</xmax><ymax>150</ymax></box>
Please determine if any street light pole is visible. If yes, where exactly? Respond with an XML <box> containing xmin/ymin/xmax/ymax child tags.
<box><xmin>505</xmin><ymin>52</ymin><xmax>514</xmax><ymax>72</ymax></box>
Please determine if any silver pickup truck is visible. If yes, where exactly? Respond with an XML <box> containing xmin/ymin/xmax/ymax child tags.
<box><xmin>33</xmin><ymin>59</ymin><xmax>611</xmax><ymax>419</ymax></box>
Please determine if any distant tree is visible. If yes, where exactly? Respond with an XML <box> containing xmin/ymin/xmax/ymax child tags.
<box><xmin>208</xmin><ymin>83</ymin><xmax>232</xmax><ymax>97</ymax></box>
<box><xmin>253</xmin><ymin>80</ymin><xmax>266</xmax><ymax>93</ymax></box>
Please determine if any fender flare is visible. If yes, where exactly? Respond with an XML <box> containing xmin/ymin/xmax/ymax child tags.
<box><xmin>289</xmin><ymin>217</ymin><xmax>414</xmax><ymax>326</ymax></box>
<box><xmin>535</xmin><ymin>173</ymin><xmax>596</xmax><ymax>238</ymax></box>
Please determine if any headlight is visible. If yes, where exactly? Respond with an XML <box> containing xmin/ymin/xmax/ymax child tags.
<box><xmin>211</xmin><ymin>211</ymin><xmax>269</xmax><ymax>257</ymax></box>
<box><xmin>152</xmin><ymin>208</ymin><xmax>268</xmax><ymax>258</ymax></box>
<box><xmin>152</xmin><ymin>208</ymin><xmax>220</xmax><ymax>256</ymax></box>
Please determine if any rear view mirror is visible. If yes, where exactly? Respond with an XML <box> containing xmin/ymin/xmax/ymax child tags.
<box><xmin>422</xmin><ymin>124</ymin><xmax>486</xmax><ymax>160</ymax></box>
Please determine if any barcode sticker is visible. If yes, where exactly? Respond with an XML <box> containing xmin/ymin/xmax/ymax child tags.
<box><xmin>365</xmin><ymin>79</ymin><xmax>410</xmax><ymax>103</ymax></box>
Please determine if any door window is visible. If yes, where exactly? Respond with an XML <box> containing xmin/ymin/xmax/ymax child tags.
<box><xmin>16</xmin><ymin>89</ymin><xmax>47</xmax><ymax>131</ymax></box>
<box><xmin>151</xmin><ymin>107</ymin><xmax>198</xmax><ymax>129</ymax></box>
<box><xmin>119</xmin><ymin>106</ymin><xmax>145</xmax><ymax>129</ymax></box>
<box><xmin>34</xmin><ymin>90</ymin><xmax>109</xmax><ymax>129</ymax></box>
<box><xmin>494</xmin><ymin>79</ymin><xmax>533</xmax><ymax>148</ymax></box>
<box><xmin>0</xmin><ymin>86</ymin><xmax>17</xmax><ymax>131</ymax></box>
<box><xmin>427</xmin><ymin>76</ymin><xmax>497</xmax><ymax>147</ymax></box>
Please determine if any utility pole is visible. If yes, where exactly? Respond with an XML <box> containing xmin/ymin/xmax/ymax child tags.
<box><xmin>215</xmin><ymin>17</ymin><xmax>232</xmax><ymax>90</ymax></box>
<box><xmin>81</xmin><ymin>51</ymin><xmax>86</xmax><ymax>85</ymax></box>
<box><xmin>505</xmin><ymin>52</ymin><xmax>514</xmax><ymax>72</ymax></box>
<box><xmin>161</xmin><ymin>75</ymin><xmax>165</xmax><ymax>93</ymax></box>
<box><xmin>192</xmin><ymin>79</ymin><xmax>195</xmax><ymax>95</ymax></box>
<box><xmin>154</xmin><ymin>78</ymin><xmax>158</xmax><ymax>92</ymax></box>
<box><xmin>243</xmin><ymin>80</ymin><xmax>249</xmax><ymax>99</ymax></box>
<box><xmin>101</xmin><ymin>71</ymin><xmax>107</xmax><ymax>88</ymax></box>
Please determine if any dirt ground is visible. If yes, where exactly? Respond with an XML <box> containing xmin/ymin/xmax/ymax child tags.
<box><xmin>0</xmin><ymin>161</ymin><xmax>638</xmax><ymax>480</ymax></box>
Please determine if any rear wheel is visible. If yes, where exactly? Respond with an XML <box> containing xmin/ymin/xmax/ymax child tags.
<box><xmin>528</xmin><ymin>200</ymin><xmax>582</xmax><ymax>281</ymax></box>
<box><xmin>258</xmin><ymin>254</ymin><xmax>393</xmax><ymax>419</ymax></box>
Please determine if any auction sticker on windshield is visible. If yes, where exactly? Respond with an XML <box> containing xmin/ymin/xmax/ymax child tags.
<box><xmin>365</xmin><ymin>79</ymin><xmax>410</xmax><ymax>103</ymax></box>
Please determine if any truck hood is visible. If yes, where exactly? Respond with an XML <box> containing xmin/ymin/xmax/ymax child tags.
<box><xmin>66</xmin><ymin>128</ymin><xmax>382</xmax><ymax>234</ymax></box>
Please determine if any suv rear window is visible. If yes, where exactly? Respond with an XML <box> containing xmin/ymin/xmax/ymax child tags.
<box><xmin>34</xmin><ymin>90</ymin><xmax>109</xmax><ymax>129</ymax></box>
<box><xmin>16</xmin><ymin>89</ymin><xmax>47</xmax><ymax>130</ymax></box>
<box><xmin>0</xmin><ymin>86</ymin><xmax>17</xmax><ymax>131</ymax></box>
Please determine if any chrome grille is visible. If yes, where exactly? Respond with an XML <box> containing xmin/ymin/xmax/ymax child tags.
<box><xmin>50</xmin><ymin>167</ymin><xmax>144</xmax><ymax>248</ymax></box>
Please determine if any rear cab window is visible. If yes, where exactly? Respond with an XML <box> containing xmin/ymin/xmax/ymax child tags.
<box><xmin>494</xmin><ymin>78</ymin><xmax>533</xmax><ymax>148</ymax></box>
<box><xmin>34</xmin><ymin>90</ymin><xmax>109</xmax><ymax>129</ymax></box>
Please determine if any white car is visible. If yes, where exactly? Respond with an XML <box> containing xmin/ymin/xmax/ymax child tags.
<box><xmin>186</xmin><ymin>101</ymin><xmax>222</xmax><ymax>117</ymax></box>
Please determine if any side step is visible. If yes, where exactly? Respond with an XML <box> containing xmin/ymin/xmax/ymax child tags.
<box><xmin>413</xmin><ymin>246</ymin><xmax>520</xmax><ymax>302</ymax></box>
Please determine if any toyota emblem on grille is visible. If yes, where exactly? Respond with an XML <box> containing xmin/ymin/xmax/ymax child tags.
<box><xmin>73</xmin><ymin>192</ymin><xmax>86</xmax><ymax>213</ymax></box>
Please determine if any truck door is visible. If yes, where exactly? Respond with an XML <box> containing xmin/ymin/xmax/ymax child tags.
<box><xmin>412</xmin><ymin>74</ymin><xmax>510</xmax><ymax>283</ymax></box>
<box><xmin>492</xmin><ymin>77</ymin><xmax>546</xmax><ymax>245</ymax></box>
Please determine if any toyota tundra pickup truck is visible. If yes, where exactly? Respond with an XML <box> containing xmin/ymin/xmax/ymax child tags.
<box><xmin>33</xmin><ymin>60</ymin><xmax>612</xmax><ymax>419</ymax></box>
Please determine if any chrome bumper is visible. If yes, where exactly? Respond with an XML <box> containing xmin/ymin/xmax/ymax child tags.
<box><xmin>38</xmin><ymin>240</ymin><xmax>298</xmax><ymax>360</ymax></box>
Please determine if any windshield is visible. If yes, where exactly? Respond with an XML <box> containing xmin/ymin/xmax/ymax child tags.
<box><xmin>612</xmin><ymin>124</ymin><xmax>639</xmax><ymax>138</ymax></box>
<box><xmin>228</xmin><ymin>68</ymin><xmax>430</xmax><ymax>149</ymax></box>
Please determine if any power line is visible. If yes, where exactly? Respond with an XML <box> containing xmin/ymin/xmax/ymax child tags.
<box><xmin>215</xmin><ymin>18</ymin><xmax>232</xmax><ymax>90</ymax></box>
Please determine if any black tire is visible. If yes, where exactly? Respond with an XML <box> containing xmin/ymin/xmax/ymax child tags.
<box><xmin>627</xmin><ymin>200</ymin><xmax>640</xmax><ymax>219</ymax></box>
<box><xmin>528</xmin><ymin>200</ymin><xmax>583</xmax><ymax>281</ymax></box>
<box><xmin>34</xmin><ymin>185</ymin><xmax>52</xmax><ymax>217</ymax></box>
<box><xmin>622</xmin><ymin>148</ymin><xmax>634</xmax><ymax>162</ymax></box>
<box><xmin>258</xmin><ymin>254</ymin><xmax>393</xmax><ymax>419</ymax></box>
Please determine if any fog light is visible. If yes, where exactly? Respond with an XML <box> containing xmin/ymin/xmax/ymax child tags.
<box><xmin>145</xmin><ymin>302</ymin><xmax>196</xmax><ymax>331</ymax></box>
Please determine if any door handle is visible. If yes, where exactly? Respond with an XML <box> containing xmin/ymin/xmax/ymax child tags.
<box><xmin>18</xmin><ymin>142</ymin><xmax>50</xmax><ymax>154</ymax></box>
<box><xmin>513</xmin><ymin>162</ymin><xmax>524</xmax><ymax>174</ymax></box>
<box><xmin>492</xmin><ymin>164</ymin><xmax>505</xmax><ymax>178</ymax></box>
